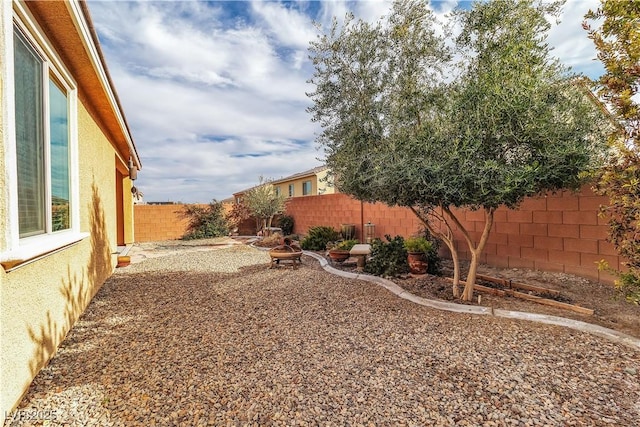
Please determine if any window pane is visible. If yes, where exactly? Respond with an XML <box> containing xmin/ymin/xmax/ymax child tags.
<box><xmin>14</xmin><ymin>29</ymin><xmax>45</xmax><ymax>237</ymax></box>
<box><xmin>50</xmin><ymin>80</ymin><xmax>70</xmax><ymax>231</ymax></box>
<box><xmin>303</xmin><ymin>181</ymin><xmax>311</xmax><ymax>195</ymax></box>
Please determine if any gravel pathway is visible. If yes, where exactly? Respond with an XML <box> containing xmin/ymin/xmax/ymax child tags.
<box><xmin>5</xmin><ymin>244</ymin><xmax>640</xmax><ymax>426</ymax></box>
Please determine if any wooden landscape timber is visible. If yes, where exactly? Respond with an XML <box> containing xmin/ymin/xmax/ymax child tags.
<box><xmin>445</xmin><ymin>275</ymin><xmax>595</xmax><ymax>316</ymax></box>
<box><xmin>475</xmin><ymin>274</ymin><xmax>561</xmax><ymax>297</ymax></box>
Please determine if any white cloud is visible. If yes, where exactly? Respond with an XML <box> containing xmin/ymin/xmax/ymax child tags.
<box><xmin>548</xmin><ymin>0</ymin><xmax>603</xmax><ymax>76</ymax></box>
<box><xmin>87</xmin><ymin>0</ymin><xmax>606</xmax><ymax>203</ymax></box>
<box><xmin>251</xmin><ymin>1</ymin><xmax>317</xmax><ymax>49</ymax></box>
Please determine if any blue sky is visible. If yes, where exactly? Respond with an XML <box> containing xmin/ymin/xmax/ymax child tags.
<box><xmin>86</xmin><ymin>0</ymin><xmax>604</xmax><ymax>203</ymax></box>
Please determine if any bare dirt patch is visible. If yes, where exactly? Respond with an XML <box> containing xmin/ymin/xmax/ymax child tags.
<box><xmin>331</xmin><ymin>257</ymin><xmax>640</xmax><ymax>338</ymax></box>
<box><xmin>231</xmin><ymin>237</ymin><xmax>638</xmax><ymax>339</ymax></box>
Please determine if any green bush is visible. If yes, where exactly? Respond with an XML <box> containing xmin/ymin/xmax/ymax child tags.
<box><xmin>300</xmin><ymin>226</ymin><xmax>341</xmax><ymax>251</ymax></box>
<box><xmin>415</xmin><ymin>228</ymin><xmax>442</xmax><ymax>276</ymax></box>
<box><xmin>180</xmin><ymin>201</ymin><xmax>230</xmax><ymax>240</ymax></box>
<box><xmin>404</xmin><ymin>236</ymin><xmax>433</xmax><ymax>254</ymax></box>
<box><xmin>278</xmin><ymin>215</ymin><xmax>295</xmax><ymax>235</ymax></box>
<box><xmin>616</xmin><ymin>268</ymin><xmax>640</xmax><ymax>305</ymax></box>
<box><xmin>364</xmin><ymin>235</ymin><xmax>409</xmax><ymax>277</ymax></box>
<box><xmin>335</xmin><ymin>239</ymin><xmax>359</xmax><ymax>251</ymax></box>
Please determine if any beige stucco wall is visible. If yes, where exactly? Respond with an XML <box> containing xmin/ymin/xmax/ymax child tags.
<box><xmin>315</xmin><ymin>169</ymin><xmax>336</xmax><ymax>195</ymax></box>
<box><xmin>123</xmin><ymin>177</ymin><xmax>135</xmax><ymax>244</ymax></box>
<box><xmin>274</xmin><ymin>172</ymin><xmax>335</xmax><ymax>198</ymax></box>
<box><xmin>0</xmin><ymin>1</ymin><xmax>8</xmax><ymax>252</ymax></box>
<box><xmin>0</xmin><ymin>101</ymin><xmax>120</xmax><ymax>414</ymax></box>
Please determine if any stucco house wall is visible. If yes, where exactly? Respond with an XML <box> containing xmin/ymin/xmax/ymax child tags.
<box><xmin>237</xmin><ymin>166</ymin><xmax>335</xmax><ymax>202</ymax></box>
<box><xmin>272</xmin><ymin>168</ymin><xmax>336</xmax><ymax>197</ymax></box>
<box><xmin>0</xmin><ymin>0</ymin><xmax>140</xmax><ymax>415</ymax></box>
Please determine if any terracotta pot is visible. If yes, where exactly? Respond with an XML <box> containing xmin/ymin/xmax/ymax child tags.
<box><xmin>117</xmin><ymin>256</ymin><xmax>131</xmax><ymax>268</ymax></box>
<box><xmin>329</xmin><ymin>249</ymin><xmax>350</xmax><ymax>263</ymax></box>
<box><xmin>407</xmin><ymin>252</ymin><xmax>428</xmax><ymax>275</ymax></box>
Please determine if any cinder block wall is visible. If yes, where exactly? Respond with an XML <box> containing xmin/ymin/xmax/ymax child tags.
<box><xmin>134</xmin><ymin>186</ymin><xmax>620</xmax><ymax>284</ymax></box>
<box><xmin>443</xmin><ymin>186</ymin><xmax>619</xmax><ymax>283</ymax></box>
<box><xmin>134</xmin><ymin>205</ymin><xmax>192</xmax><ymax>242</ymax></box>
<box><xmin>284</xmin><ymin>193</ymin><xmax>423</xmax><ymax>242</ymax></box>
<box><xmin>284</xmin><ymin>186</ymin><xmax>619</xmax><ymax>284</ymax></box>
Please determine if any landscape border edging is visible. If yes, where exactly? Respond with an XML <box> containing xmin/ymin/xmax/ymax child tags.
<box><xmin>303</xmin><ymin>251</ymin><xmax>640</xmax><ymax>351</ymax></box>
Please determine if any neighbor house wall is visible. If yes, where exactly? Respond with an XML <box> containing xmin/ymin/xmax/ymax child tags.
<box><xmin>274</xmin><ymin>175</ymin><xmax>319</xmax><ymax>197</ymax></box>
<box><xmin>1</xmin><ymin>103</ymin><xmax>122</xmax><ymax>414</ymax></box>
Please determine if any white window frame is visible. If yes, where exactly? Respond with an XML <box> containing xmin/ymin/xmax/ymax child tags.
<box><xmin>1</xmin><ymin>3</ymin><xmax>85</xmax><ymax>270</ymax></box>
<box><xmin>288</xmin><ymin>184</ymin><xmax>294</xmax><ymax>197</ymax></box>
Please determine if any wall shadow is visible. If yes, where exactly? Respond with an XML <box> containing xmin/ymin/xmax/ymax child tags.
<box><xmin>22</xmin><ymin>181</ymin><xmax>112</xmax><ymax>407</ymax></box>
<box><xmin>87</xmin><ymin>181</ymin><xmax>113</xmax><ymax>288</ymax></box>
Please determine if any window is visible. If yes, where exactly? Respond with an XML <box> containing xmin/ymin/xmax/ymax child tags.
<box><xmin>302</xmin><ymin>180</ymin><xmax>312</xmax><ymax>196</ymax></box>
<box><xmin>1</xmin><ymin>15</ymin><xmax>81</xmax><ymax>269</ymax></box>
<box><xmin>275</xmin><ymin>187</ymin><xmax>281</xmax><ymax>197</ymax></box>
<box><xmin>14</xmin><ymin>27</ymin><xmax>71</xmax><ymax>237</ymax></box>
<box><xmin>288</xmin><ymin>184</ymin><xmax>294</xmax><ymax>197</ymax></box>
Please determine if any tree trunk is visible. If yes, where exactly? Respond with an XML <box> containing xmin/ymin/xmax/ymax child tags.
<box><xmin>409</xmin><ymin>205</ymin><xmax>461</xmax><ymax>296</ymax></box>
<box><xmin>450</xmin><ymin>244</ymin><xmax>461</xmax><ymax>298</ymax></box>
<box><xmin>462</xmin><ymin>250</ymin><xmax>479</xmax><ymax>301</ymax></box>
<box><xmin>459</xmin><ymin>208</ymin><xmax>495</xmax><ymax>302</ymax></box>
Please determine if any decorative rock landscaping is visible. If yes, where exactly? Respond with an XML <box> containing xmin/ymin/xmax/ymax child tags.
<box><xmin>5</xmin><ymin>241</ymin><xmax>639</xmax><ymax>426</ymax></box>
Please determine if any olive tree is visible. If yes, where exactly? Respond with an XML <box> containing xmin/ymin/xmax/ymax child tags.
<box><xmin>585</xmin><ymin>0</ymin><xmax>640</xmax><ymax>303</ymax></box>
<box><xmin>243</xmin><ymin>176</ymin><xmax>288</xmax><ymax>233</ymax></box>
<box><xmin>308</xmin><ymin>0</ymin><xmax>609</xmax><ymax>300</ymax></box>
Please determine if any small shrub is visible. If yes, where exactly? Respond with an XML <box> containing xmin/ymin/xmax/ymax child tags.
<box><xmin>254</xmin><ymin>232</ymin><xmax>284</xmax><ymax>248</ymax></box>
<box><xmin>278</xmin><ymin>215</ymin><xmax>295</xmax><ymax>235</ymax></box>
<box><xmin>225</xmin><ymin>202</ymin><xmax>251</xmax><ymax>232</ymax></box>
<box><xmin>334</xmin><ymin>239</ymin><xmax>359</xmax><ymax>251</ymax></box>
<box><xmin>180</xmin><ymin>201</ymin><xmax>229</xmax><ymax>240</ymax></box>
<box><xmin>598</xmin><ymin>261</ymin><xmax>640</xmax><ymax>305</ymax></box>
<box><xmin>404</xmin><ymin>236</ymin><xmax>433</xmax><ymax>254</ymax></box>
<box><xmin>616</xmin><ymin>269</ymin><xmax>640</xmax><ymax>305</ymax></box>
<box><xmin>415</xmin><ymin>228</ymin><xmax>442</xmax><ymax>276</ymax></box>
<box><xmin>300</xmin><ymin>226</ymin><xmax>341</xmax><ymax>251</ymax></box>
<box><xmin>364</xmin><ymin>235</ymin><xmax>409</xmax><ymax>277</ymax></box>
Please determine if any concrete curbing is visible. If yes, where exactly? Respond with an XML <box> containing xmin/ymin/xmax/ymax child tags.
<box><xmin>303</xmin><ymin>251</ymin><xmax>640</xmax><ymax>351</ymax></box>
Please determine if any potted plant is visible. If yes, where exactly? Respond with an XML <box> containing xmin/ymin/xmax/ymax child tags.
<box><xmin>328</xmin><ymin>239</ymin><xmax>358</xmax><ymax>263</ymax></box>
<box><xmin>404</xmin><ymin>236</ymin><xmax>433</xmax><ymax>275</ymax></box>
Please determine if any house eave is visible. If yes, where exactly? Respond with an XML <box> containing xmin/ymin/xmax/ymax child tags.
<box><xmin>21</xmin><ymin>0</ymin><xmax>140</xmax><ymax>171</ymax></box>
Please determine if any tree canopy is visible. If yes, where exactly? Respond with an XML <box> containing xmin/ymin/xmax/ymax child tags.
<box><xmin>585</xmin><ymin>0</ymin><xmax>640</xmax><ymax>303</ymax></box>
<box><xmin>242</xmin><ymin>176</ymin><xmax>288</xmax><ymax>232</ymax></box>
<box><xmin>308</xmin><ymin>0</ymin><xmax>609</xmax><ymax>300</ymax></box>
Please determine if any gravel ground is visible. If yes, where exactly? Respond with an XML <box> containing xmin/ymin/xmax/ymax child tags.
<box><xmin>5</xmin><ymin>241</ymin><xmax>640</xmax><ymax>426</ymax></box>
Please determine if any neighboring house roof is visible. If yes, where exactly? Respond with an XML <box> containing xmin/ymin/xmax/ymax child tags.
<box><xmin>271</xmin><ymin>165</ymin><xmax>329</xmax><ymax>185</ymax></box>
<box><xmin>572</xmin><ymin>76</ymin><xmax>622</xmax><ymax>132</ymax></box>
<box><xmin>233</xmin><ymin>165</ymin><xmax>329</xmax><ymax>197</ymax></box>
<box><xmin>24</xmin><ymin>0</ymin><xmax>140</xmax><ymax>172</ymax></box>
